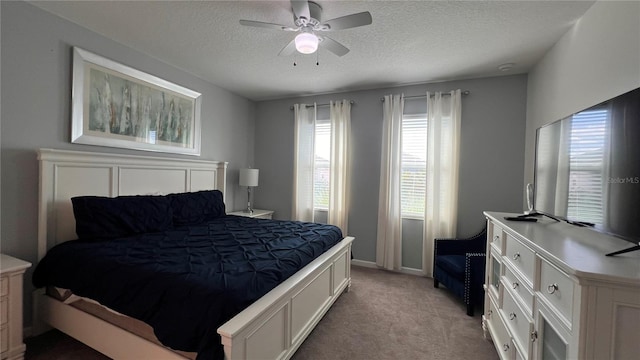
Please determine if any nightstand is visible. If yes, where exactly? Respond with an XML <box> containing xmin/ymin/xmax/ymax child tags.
<box><xmin>228</xmin><ymin>209</ymin><xmax>274</xmax><ymax>219</ymax></box>
<box><xmin>1</xmin><ymin>254</ymin><xmax>31</xmax><ymax>360</ymax></box>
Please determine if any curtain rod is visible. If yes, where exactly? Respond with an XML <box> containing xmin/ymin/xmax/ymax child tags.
<box><xmin>289</xmin><ymin>100</ymin><xmax>355</xmax><ymax>110</ymax></box>
<box><xmin>380</xmin><ymin>90</ymin><xmax>470</xmax><ymax>102</ymax></box>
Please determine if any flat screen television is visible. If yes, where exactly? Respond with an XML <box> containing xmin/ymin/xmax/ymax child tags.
<box><xmin>533</xmin><ymin>87</ymin><xmax>640</xmax><ymax>256</ymax></box>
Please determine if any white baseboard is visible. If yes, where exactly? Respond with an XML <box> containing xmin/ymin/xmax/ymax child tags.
<box><xmin>351</xmin><ymin>259</ymin><xmax>426</xmax><ymax>277</ymax></box>
<box><xmin>400</xmin><ymin>266</ymin><xmax>425</xmax><ymax>276</ymax></box>
<box><xmin>350</xmin><ymin>259</ymin><xmax>377</xmax><ymax>269</ymax></box>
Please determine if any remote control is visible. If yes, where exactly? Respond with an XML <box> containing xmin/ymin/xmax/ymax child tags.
<box><xmin>504</xmin><ymin>216</ymin><xmax>538</xmax><ymax>222</ymax></box>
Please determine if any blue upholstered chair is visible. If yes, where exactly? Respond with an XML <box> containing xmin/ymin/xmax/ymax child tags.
<box><xmin>433</xmin><ymin>227</ymin><xmax>487</xmax><ymax>316</ymax></box>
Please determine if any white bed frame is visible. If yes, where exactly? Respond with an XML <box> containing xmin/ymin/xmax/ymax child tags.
<box><xmin>33</xmin><ymin>148</ymin><xmax>354</xmax><ymax>360</ymax></box>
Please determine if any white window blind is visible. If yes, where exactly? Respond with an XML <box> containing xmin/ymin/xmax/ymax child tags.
<box><xmin>567</xmin><ymin>108</ymin><xmax>608</xmax><ymax>225</ymax></box>
<box><xmin>314</xmin><ymin>120</ymin><xmax>331</xmax><ymax>210</ymax></box>
<box><xmin>401</xmin><ymin>114</ymin><xmax>428</xmax><ymax>218</ymax></box>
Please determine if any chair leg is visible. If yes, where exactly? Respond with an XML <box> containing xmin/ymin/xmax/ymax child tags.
<box><xmin>433</xmin><ymin>279</ymin><xmax>439</xmax><ymax>288</ymax></box>
<box><xmin>466</xmin><ymin>303</ymin><xmax>474</xmax><ymax>316</ymax></box>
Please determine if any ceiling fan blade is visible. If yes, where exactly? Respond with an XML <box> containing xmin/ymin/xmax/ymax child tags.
<box><xmin>322</xmin><ymin>12</ymin><xmax>372</xmax><ymax>30</ymax></box>
<box><xmin>278</xmin><ymin>39</ymin><xmax>297</xmax><ymax>57</ymax></box>
<box><xmin>291</xmin><ymin>0</ymin><xmax>310</xmax><ymax>21</ymax></box>
<box><xmin>319</xmin><ymin>36</ymin><xmax>349</xmax><ymax>57</ymax></box>
<box><xmin>239</xmin><ymin>19</ymin><xmax>296</xmax><ymax>31</ymax></box>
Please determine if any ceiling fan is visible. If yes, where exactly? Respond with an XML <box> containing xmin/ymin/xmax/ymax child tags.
<box><xmin>239</xmin><ymin>0</ymin><xmax>372</xmax><ymax>57</ymax></box>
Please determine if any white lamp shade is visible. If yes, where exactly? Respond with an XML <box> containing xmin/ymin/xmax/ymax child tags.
<box><xmin>295</xmin><ymin>32</ymin><xmax>319</xmax><ymax>54</ymax></box>
<box><xmin>239</xmin><ymin>168</ymin><xmax>259</xmax><ymax>187</ymax></box>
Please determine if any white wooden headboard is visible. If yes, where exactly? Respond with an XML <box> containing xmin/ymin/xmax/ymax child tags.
<box><xmin>37</xmin><ymin>148</ymin><xmax>228</xmax><ymax>260</ymax></box>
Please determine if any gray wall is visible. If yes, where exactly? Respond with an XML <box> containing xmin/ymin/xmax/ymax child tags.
<box><xmin>254</xmin><ymin>75</ymin><xmax>528</xmax><ymax>267</ymax></box>
<box><xmin>1</xmin><ymin>1</ymin><xmax>256</xmax><ymax>327</ymax></box>
<box><xmin>524</xmin><ymin>1</ymin><xmax>640</xmax><ymax>195</ymax></box>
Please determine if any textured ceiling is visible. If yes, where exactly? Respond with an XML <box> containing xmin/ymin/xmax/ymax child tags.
<box><xmin>29</xmin><ymin>0</ymin><xmax>595</xmax><ymax>101</ymax></box>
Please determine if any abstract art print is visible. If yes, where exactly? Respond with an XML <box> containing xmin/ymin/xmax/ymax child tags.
<box><xmin>71</xmin><ymin>47</ymin><xmax>202</xmax><ymax>155</ymax></box>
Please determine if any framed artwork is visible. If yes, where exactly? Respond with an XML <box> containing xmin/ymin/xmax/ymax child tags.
<box><xmin>71</xmin><ymin>47</ymin><xmax>202</xmax><ymax>156</ymax></box>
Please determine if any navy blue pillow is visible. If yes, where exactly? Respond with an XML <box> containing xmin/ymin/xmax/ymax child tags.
<box><xmin>71</xmin><ymin>195</ymin><xmax>174</xmax><ymax>240</ymax></box>
<box><xmin>167</xmin><ymin>190</ymin><xmax>226</xmax><ymax>226</ymax></box>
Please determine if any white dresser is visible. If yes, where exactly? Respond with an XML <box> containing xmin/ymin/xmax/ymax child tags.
<box><xmin>1</xmin><ymin>254</ymin><xmax>31</xmax><ymax>360</ymax></box>
<box><xmin>482</xmin><ymin>212</ymin><xmax>640</xmax><ymax>360</ymax></box>
<box><xmin>227</xmin><ymin>209</ymin><xmax>274</xmax><ymax>220</ymax></box>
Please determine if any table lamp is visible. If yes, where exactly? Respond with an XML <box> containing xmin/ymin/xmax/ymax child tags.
<box><xmin>239</xmin><ymin>168</ymin><xmax>259</xmax><ymax>213</ymax></box>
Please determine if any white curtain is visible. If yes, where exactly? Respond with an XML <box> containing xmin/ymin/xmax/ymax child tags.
<box><xmin>328</xmin><ymin>100</ymin><xmax>351</xmax><ymax>234</ymax></box>
<box><xmin>292</xmin><ymin>103</ymin><xmax>317</xmax><ymax>222</ymax></box>
<box><xmin>376</xmin><ymin>94</ymin><xmax>404</xmax><ymax>271</ymax></box>
<box><xmin>422</xmin><ymin>90</ymin><xmax>462</xmax><ymax>276</ymax></box>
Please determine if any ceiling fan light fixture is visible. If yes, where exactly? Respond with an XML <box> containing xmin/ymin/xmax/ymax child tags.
<box><xmin>295</xmin><ymin>32</ymin><xmax>319</xmax><ymax>54</ymax></box>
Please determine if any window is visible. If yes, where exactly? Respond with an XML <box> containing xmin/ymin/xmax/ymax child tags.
<box><xmin>567</xmin><ymin>108</ymin><xmax>608</xmax><ymax>225</ymax></box>
<box><xmin>401</xmin><ymin>114</ymin><xmax>427</xmax><ymax>218</ymax></box>
<box><xmin>314</xmin><ymin>119</ymin><xmax>331</xmax><ymax>210</ymax></box>
<box><xmin>293</xmin><ymin>101</ymin><xmax>350</xmax><ymax>229</ymax></box>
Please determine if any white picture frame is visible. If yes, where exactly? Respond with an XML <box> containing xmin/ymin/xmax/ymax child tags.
<box><xmin>71</xmin><ymin>47</ymin><xmax>202</xmax><ymax>156</ymax></box>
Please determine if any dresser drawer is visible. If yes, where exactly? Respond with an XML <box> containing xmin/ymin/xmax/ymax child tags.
<box><xmin>504</xmin><ymin>234</ymin><xmax>535</xmax><ymax>286</ymax></box>
<box><xmin>503</xmin><ymin>263</ymin><xmax>534</xmax><ymax>316</ymax></box>
<box><xmin>488</xmin><ymin>298</ymin><xmax>515</xmax><ymax>360</ymax></box>
<box><xmin>502</xmin><ymin>287</ymin><xmax>532</xmax><ymax>358</ymax></box>
<box><xmin>539</xmin><ymin>258</ymin><xmax>574</xmax><ymax>327</ymax></box>
<box><xmin>0</xmin><ymin>277</ymin><xmax>7</xmax><ymax>297</ymax></box>
<box><xmin>0</xmin><ymin>325</ymin><xmax>7</xmax><ymax>356</ymax></box>
<box><xmin>0</xmin><ymin>298</ymin><xmax>7</xmax><ymax>326</ymax></box>
<box><xmin>489</xmin><ymin>221</ymin><xmax>504</xmax><ymax>254</ymax></box>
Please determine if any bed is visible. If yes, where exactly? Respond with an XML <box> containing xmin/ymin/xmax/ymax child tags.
<box><xmin>32</xmin><ymin>148</ymin><xmax>354</xmax><ymax>360</ymax></box>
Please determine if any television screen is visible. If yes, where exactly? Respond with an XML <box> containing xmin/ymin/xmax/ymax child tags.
<box><xmin>534</xmin><ymin>88</ymin><xmax>640</xmax><ymax>249</ymax></box>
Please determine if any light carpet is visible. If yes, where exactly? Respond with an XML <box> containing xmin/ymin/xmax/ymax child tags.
<box><xmin>26</xmin><ymin>266</ymin><xmax>499</xmax><ymax>360</ymax></box>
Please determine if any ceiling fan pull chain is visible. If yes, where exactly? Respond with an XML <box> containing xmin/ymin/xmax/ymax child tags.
<box><xmin>316</xmin><ymin>51</ymin><xmax>319</xmax><ymax>66</ymax></box>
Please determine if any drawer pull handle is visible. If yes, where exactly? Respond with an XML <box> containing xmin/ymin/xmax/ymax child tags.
<box><xmin>512</xmin><ymin>282</ymin><xmax>519</xmax><ymax>289</ymax></box>
<box><xmin>530</xmin><ymin>331</ymin><xmax>538</xmax><ymax>342</ymax></box>
<box><xmin>487</xmin><ymin>309</ymin><xmax>493</xmax><ymax>316</ymax></box>
<box><xmin>509</xmin><ymin>312</ymin><xmax>516</xmax><ymax>320</ymax></box>
<box><xmin>512</xmin><ymin>252</ymin><xmax>520</xmax><ymax>260</ymax></box>
<box><xmin>547</xmin><ymin>283</ymin><xmax>559</xmax><ymax>294</ymax></box>
<box><xmin>493</xmin><ymin>235</ymin><xmax>500</xmax><ymax>241</ymax></box>
<box><xmin>503</xmin><ymin>343</ymin><xmax>510</xmax><ymax>352</ymax></box>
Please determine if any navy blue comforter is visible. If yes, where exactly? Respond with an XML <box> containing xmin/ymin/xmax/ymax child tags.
<box><xmin>33</xmin><ymin>216</ymin><xmax>343</xmax><ymax>359</ymax></box>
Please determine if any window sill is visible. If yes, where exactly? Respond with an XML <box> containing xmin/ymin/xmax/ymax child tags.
<box><xmin>401</xmin><ymin>216</ymin><xmax>425</xmax><ymax>221</ymax></box>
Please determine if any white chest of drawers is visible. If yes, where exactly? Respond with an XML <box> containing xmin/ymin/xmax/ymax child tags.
<box><xmin>0</xmin><ymin>254</ymin><xmax>31</xmax><ymax>360</ymax></box>
<box><xmin>482</xmin><ymin>212</ymin><xmax>640</xmax><ymax>360</ymax></box>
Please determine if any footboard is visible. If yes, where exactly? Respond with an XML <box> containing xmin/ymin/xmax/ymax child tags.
<box><xmin>217</xmin><ymin>236</ymin><xmax>354</xmax><ymax>360</ymax></box>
